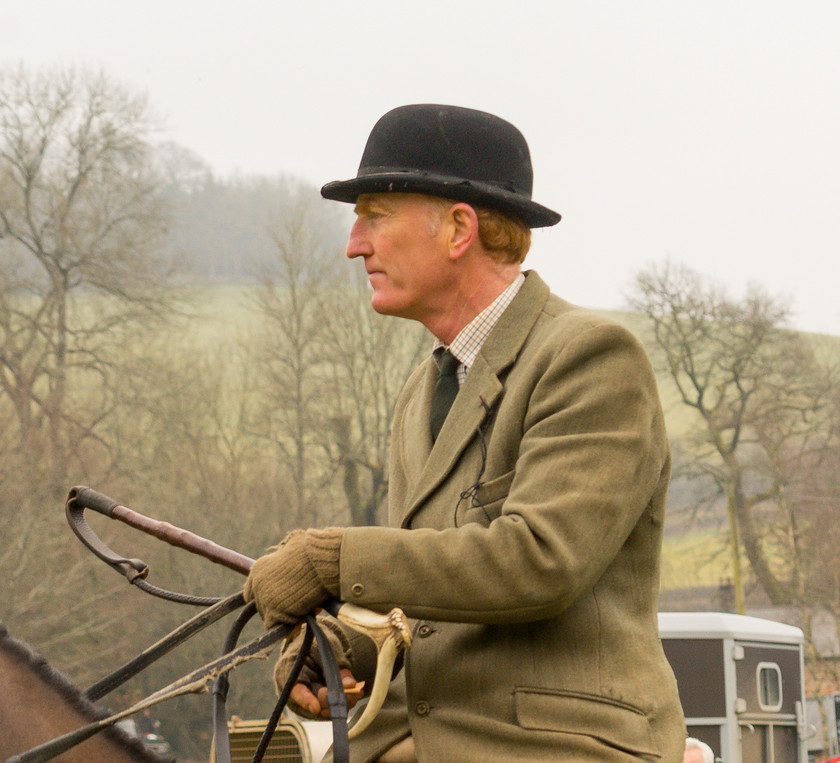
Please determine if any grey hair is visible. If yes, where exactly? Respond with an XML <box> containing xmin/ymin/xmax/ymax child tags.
<box><xmin>685</xmin><ymin>737</ymin><xmax>715</xmax><ymax>763</ymax></box>
<box><xmin>424</xmin><ymin>197</ymin><xmax>453</xmax><ymax>235</ymax></box>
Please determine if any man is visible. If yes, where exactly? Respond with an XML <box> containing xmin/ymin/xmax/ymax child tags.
<box><xmin>682</xmin><ymin>737</ymin><xmax>715</xmax><ymax>763</ymax></box>
<box><xmin>245</xmin><ymin>104</ymin><xmax>686</xmax><ymax>761</ymax></box>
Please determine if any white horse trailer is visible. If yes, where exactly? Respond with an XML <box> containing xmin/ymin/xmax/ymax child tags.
<box><xmin>659</xmin><ymin>612</ymin><xmax>807</xmax><ymax>763</ymax></box>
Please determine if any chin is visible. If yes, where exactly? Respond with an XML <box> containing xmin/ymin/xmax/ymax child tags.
<box><xmin>371</xmin><ymin>301</ymin><xmax>400</xmax><ymax>317</ymax></box>
<box><xmin>370</xmin><ymin>295</ymin><xmax>412</xmax><ymax>320</ymax></box>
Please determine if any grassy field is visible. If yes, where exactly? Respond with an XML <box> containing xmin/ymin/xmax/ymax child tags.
<box><xmin>166</xmin><ymin>283</ymin><xmax>830</xmax><ymax>601</ymax></box>
<box><xmin>660</xmin><ymin>527</ymin><xmax>733</xmax><ymax>590</ymax></box>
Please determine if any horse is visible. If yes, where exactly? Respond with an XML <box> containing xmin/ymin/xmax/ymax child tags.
<box><xmin>0</xmin><ymin>622</ymin><xmax>172</xmax><ymax>763</ymax></box>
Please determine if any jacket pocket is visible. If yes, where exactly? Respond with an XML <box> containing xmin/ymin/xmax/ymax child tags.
<box><xmin>513</xmin><ymin>688</ymin><xmax>660</xmax><ymax>759</ymax></box>
<box><xmin>455</xmin><ymin>469</ymin><xmax>515</xmax><ymax>527</ymax></box>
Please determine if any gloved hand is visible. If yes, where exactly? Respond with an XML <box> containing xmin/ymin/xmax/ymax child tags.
<box><xmin>275</xmin><ymin>615</ymin><xmax>362</xmax><ymax>719</ymax></box>
<box><xmin>244</xmin><ymin>527</ymin><xmax>344</xmax><ymax>627</ymax></box>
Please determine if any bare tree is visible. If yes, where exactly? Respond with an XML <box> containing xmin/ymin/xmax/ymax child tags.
<box><xmin>245</xmin><ymin>186</ymin><xmax>427</xmax><ymax>528</ymax></box>
<box><xmin>0</xmin><ymin>64</ymin><xmax>185</xmax><ymax>699</ymax></box>
<box><xmin>0</xmin><ymin>64</ymin><xmax>176</xmax><ymax>496</ymax></box>
<box><xmin>319</xmin><ymin>276</ymin><xmax>427</xmax><ymax>526</ymax></box>
<box><xmin>629</xmin><ymin>261</ymin><xmax>837</xmax><ymax>614</ymax></box>
<box><xmin>244</xmin><ymin>189</ymin><xmax>346</xmax><ymax>528</ymax></box>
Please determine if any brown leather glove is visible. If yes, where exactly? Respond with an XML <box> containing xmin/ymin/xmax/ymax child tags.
<box><xmin>243</xmin><ymin>527</ymin><xmax>344</xmax><ymax>627</ymax></box>
<box><xmin>274</xmin><ymin>615</ymin><xmax>353</xmax><ymax>719</ymax></box>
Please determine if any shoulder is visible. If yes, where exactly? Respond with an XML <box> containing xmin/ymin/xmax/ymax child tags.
<box><xmin>506</xmin><ymin>290</ymin><xmax>661</xmax><ymax>412</ymax></box>
<box><xmin>510</xmin><ymin>270</ymin><xmax>648</xmax><ymax>352</ymax></box>
<box><xmin>532</xmin><ymin>291</ymin><xmax>650</xmax><ymax>363</ymax></box>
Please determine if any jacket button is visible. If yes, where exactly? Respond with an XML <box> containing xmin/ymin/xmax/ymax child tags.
<box><xmin>417</xmin><ymin>624</ymin><xmax>433</xmax><ymax>638</ymax></box>
<box><xmin>414</xmin><ymin>701</ymin><xmax>430</xmax><ymax>716</ymax></box>
<box><xmin>351</xmin><ymin>583</ymin><xmax>364</xmax><ymax>597</ymax></box>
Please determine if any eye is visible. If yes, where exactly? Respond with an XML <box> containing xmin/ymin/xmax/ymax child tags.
<box><xmin>365</xmin><ymin>210</ymin><xmax>387</xmax><ymax>224</ymax></box>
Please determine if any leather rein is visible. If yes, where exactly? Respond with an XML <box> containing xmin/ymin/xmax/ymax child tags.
<box><xmin>6</xmin><ymin>487</ymin><xmax>402</xmax><ymax>763</ymax></box>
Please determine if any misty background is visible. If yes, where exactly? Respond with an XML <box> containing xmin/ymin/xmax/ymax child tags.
<box><xmin>5</xmin><ymin>0</ymin><xmax>839</xmax><ymax>335</ymax></box>
<box><xmin>3</xmin><ymin>3</ymin><xmax>840</xmax><ymax>759</ymax></box>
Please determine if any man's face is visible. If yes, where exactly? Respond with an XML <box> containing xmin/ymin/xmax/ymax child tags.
<box><xmin>346</xmin><ymin>193</ymin><xmax>451</xmax><ymax>323</ymax></box>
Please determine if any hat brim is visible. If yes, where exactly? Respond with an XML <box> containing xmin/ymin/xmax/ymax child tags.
<box><xmin>321</xmin><ymin>171</ymin><xmax>561</xmax><ymax>228</ymax></box>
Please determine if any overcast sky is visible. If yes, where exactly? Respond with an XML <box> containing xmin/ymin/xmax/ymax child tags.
<box><xmin>4</xmin><ymin>1</ymin><xmax>839</xmax><ymax>334</ymax></box>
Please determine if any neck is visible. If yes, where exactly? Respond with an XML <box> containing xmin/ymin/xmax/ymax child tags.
<box><xmin>425</xmin><ymin>262</ymin><xmax>521</xmax><ymax>344</ymax></box>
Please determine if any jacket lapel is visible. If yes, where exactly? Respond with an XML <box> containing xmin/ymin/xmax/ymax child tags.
<box><xmin>398</xmin><ymin>271</ymin><xmax>550</xmax><ymax>528</ymax></box>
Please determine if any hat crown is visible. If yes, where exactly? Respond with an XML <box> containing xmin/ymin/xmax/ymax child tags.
<box><xmin>321</xmin><ymin>103</ymin><xmax>561</xmax><ymax>227</ymax></box>
<box><xmin>357</xmin><ymin>104</ymin><xmax>533</xmax><ymax>196</ymax></box>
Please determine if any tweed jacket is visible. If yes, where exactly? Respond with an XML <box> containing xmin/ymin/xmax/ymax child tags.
<box><xmin>334</xmin><ymin>271</ymin><xmax>685</xmax><ymax>762</ymax></box>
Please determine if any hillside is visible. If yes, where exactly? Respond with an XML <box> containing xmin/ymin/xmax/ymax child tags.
<box><xmin>151</xmin><ymin>284</ymin><xmax>839</xmax><ymax>600</ymax></box>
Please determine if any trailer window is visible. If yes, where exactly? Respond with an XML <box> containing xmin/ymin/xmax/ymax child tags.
<box><xmin>757</xmin><ymin>662</ymin><xmax>782</xmax><ymax>711</ymax></box>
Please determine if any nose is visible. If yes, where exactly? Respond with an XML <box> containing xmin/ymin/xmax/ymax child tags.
<box><xmin>346</xmin><ymin>218</ymin><xmax>372</xmax><ymax>260</ymax></box>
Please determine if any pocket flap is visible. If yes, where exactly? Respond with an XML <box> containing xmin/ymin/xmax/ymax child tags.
<box><xmin>514</xmin><ymin>688</ymin><xmax>660</xmax><ymax>758</ymax></box>
<box><xmin>476</xmin><ymin>469</ymin><xmax>515</xmax><ymax>505</ymax></box>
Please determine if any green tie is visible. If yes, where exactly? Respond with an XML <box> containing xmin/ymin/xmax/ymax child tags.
<box><xmin>430</xmin><ymin>349</ymin><xmax>461</xmax><ymax>441</ymax></box>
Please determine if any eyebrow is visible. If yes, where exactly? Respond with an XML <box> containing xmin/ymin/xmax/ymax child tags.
<box><xmin>354</xmin><ymin>197</ymin><xmax>391</xmax><ymax>215</ymax></box>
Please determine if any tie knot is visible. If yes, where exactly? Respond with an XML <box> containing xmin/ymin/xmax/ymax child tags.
<box><xmin>438</xmin><ymin>349</ymin><xmax>460</xmax><ymax>377</ymax></box>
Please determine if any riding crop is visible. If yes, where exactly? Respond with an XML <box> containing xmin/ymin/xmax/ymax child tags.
<box><xmin>4</xmin><ymin>487</ymin><xmax>411</xmax><ymax>763</ymax></box>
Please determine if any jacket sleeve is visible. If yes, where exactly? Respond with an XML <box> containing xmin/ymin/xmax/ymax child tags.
<box><xmin>339</xmin><ymin>319</ymin><xmax>668</xmax><ymax>624</ymax></box>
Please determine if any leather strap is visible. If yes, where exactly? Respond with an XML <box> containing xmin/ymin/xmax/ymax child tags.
<box><xmin>310</xmin><ymin>614</ymin><xmax>350</xmax><ymax>762</ymax></box>
<box><xmin>34</xmin><ymin>487</ymin><xmax>358</xmax><ymax>763</ymax></box>
<box><xmin>85</xmin><ymin>592</ymin><xmax>245</xmax><ymax>702</ymax></box>
<box><xmin>212</xmin><ymin>611</ymin><xmax>349</xmax><ymax>763</ymax></box>
<box><xmin>6</xmin><ymin>624</ymin><xmax>290</xmax><ymax>763</ymax></box>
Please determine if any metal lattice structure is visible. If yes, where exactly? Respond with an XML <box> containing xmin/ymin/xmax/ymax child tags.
<box><xmin>227</xmin><ymin>717</ymin><xmax>310</xmax><ymax>763</ymax></box>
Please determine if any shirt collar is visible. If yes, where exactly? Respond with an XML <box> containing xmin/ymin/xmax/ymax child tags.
<box><xmin>433</xmin><ymin>272</ymin><xmax>525</xmax><ymax>372</ymax></box>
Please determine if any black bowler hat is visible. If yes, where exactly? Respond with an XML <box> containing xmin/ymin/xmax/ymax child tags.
<box><xmin>321</xmin><ymin>104</ymin><xmax>561</xmax><ymax>228</ymax></box>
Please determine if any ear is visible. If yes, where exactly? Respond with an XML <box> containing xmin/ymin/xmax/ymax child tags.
<box><xmin>445</xmin><ymin>203</ymin><xmax>479</xmax><ymax>261</ymax></box>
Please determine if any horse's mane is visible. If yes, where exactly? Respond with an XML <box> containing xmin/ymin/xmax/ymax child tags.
<box><xmin>0</xmin><ymin>621</ymin><xmax>172</xmax><ymax>762</ymax></box>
